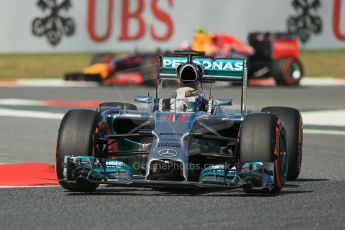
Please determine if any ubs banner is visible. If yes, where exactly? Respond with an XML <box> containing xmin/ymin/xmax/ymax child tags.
<box><xmin>0</xmin><ymin>0</ymin><xmax>345</xmax><ymax>52</ymax></box>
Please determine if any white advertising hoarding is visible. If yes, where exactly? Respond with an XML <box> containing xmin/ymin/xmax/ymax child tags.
<box><xmin>0</xmin><ymin>0</ymin><xmax>344</xmax><ymax>52</ymax></box>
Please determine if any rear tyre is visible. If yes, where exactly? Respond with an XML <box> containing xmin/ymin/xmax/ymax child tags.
<box><xmin>97</xmin><ymin>102</ymin><xmax>137</xmax><ymax>113</ymax></box>
<box><xmin>272</xmin><ymin>57</ymin><xmax>303</xmax><ymax>86</ymax></box>
<box><xmin>56</xmin><ymin>109</ymin><xmax>100</xmax><ymax>192</ymax></box>
<box><xmin>240</xmin><ymin>113</ymin><xmax>288</xmax><ymax>193</ymax></box>
<box><xmin>262</xmin><ymin>106</ymin><xmax>303</xmax><ymax>181</ymax></box>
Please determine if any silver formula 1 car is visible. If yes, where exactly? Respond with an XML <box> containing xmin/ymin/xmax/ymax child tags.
<box><xmin>56</xmin><ymin>51</ymin><xmax>303</xmax><ymax>193</ymax></box>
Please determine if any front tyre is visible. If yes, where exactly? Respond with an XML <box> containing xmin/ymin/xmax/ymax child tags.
<box><xmin>262</xmin><ymin>106</ymin><xmax>303</xmax><ymax>181</ymax></box>
<box><xmin>56</xmin><ymin>109</ymin><xmax>100</xmax><ymax>192</ymax></box>
<box><xmin>240</xmin><ymin>113</ymin><xmax>288</xmax><ymax>193</ymax></box>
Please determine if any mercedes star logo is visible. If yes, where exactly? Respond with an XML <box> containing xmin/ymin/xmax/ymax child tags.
<box><xmin>157</xmin><ymin>149</ymin><xmax>178</xmax><ymax>158</ymax></box>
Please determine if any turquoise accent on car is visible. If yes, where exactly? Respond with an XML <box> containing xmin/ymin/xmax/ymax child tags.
<box><xmin>199</xmin><ymin>162</ymin><xmax>268</xmax><ymax>183</ymax></box>
<box><xmin>92</xmin><ymin>159</ymin><xmax>134</xmax><ymax>178</ymax></box>
<box><xmin>160</xmin><ymin>56</ymin><xmax>244</xmax><ymax>78</ymax></box>
<box><xmin>199</xmin><ymin>164</ymin><xmax>237</xmax><ymax>180</ymax></box>
<box><xmin>134</xmin><ymin>96</ymin><xmax>153</xmax><ymax>104</ymax></box>
<box><xmin>214</xmin><ymin>98</ymin><xmax>233</xmax><ymax>106</ymax></box>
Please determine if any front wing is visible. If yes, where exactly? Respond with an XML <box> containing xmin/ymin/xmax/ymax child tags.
<box><xmin>60</xmin><ymin>156</ymin><xmax>276</xmax><ymax>191</ymax></box>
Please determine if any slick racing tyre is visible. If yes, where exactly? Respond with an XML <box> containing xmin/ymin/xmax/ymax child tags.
<box><xmin>56</xmin><ymin>109</ymin><xmax>100</xmax><ymax>192</ymax></box>
<box><xmin>262</xmin><ymin>106</ymin><xmax>303</xmax><ymax>181</ymax></box>
<box><xmin>272</xmin><ymin>57</ymin><xmax>304</xmax><ymax>86</ymax></box>
<box><xmin>240</xmin><ymin>113</ymin><xmax>288</xmax><ymax>193</ymax></box>
<box><xmin>97</xmin><ymin>102</ymin><xmax>137</xmax><ymax>113</ymax></box>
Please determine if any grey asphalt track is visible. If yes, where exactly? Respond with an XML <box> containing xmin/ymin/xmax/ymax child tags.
<box><xmin>0</xmin><ymin>85</ymin><xmax>344</xmax><ymax>109</ymax></box>
<box><xmin>0</xmin><ymin>86</ymin><xmax>344</xmax><ymax>230</ymax></box>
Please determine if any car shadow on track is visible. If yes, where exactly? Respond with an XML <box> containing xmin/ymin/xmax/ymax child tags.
<box><xmin>64</xmin><ymin>177</ymin><xmax>328</xmax><ymax>197</ymax></box>
<box><xmin>284</xmin><ymin>178</ymin><xmax>329</xmax><ymax>188</ymax></box>
<box><xmin>277</xmin><ymin>177</ymin><xmax>329</xmax><ymax>194</ymax></box>
<box><xmin>66</xmin><ymin>186</ymin><xmax>313</xmax><ymax>197</ymax></box>
<box><xmin>295</xmin><ymin>178</ymin><xmax>329</xmax><ymax>182</ymax></box>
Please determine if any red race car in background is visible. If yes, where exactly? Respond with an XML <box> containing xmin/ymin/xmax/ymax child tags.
<box><xmin>249</xmin><ymin>32</ymin><xmax>304</xmax><ymax>86</ymax></box>
<box><xmin>189</xmin><ymin>30</ymin><xmax>304</xmax><ymax>86</ymax></box>
<box><xmin>65</xmin><ymin>30</ymin><xmax>304</xmax><ymax>86</ymax></box>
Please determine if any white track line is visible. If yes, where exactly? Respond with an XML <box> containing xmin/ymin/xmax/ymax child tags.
<box><xmin>0</xmin><ymin>77</ymin><xmax>344</xmax><ymax>87</ymax></box>
<box><xmin>0</xmin><ymin>79</ymin><xmax>98</xmax><ymax>87</ymax></box>
<box><xmin>304</xmin><ymin>129</ymin><xmax>345</xmax><ymax>136</ymax></box>
<box><xmin>0</xmin><ymin>108</ymin><xmax>63</xmax><ymax>120</ymax></box>
<box><xmin>17</xmin><ymin>79</ymin><xmax>99</xmax><ymax>87</ymax></box>
<box><xmin>300</xmin><ymin>77</ymin><xmax>345</xmax><ymax>86</ymax></box>
<box><xmin>0</xmin><ymin>98</ymin><xmax>44</xmax><ymax>106</ymax></box>
<box><xmin>301</xmin><ymin>110</ymin><xmax>345</xmax><ymax>127</ymax></box>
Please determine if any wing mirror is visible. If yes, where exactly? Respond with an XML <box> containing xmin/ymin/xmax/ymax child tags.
<box><xmin>134</xmin><ymin>96</ymin><xmax>152</xmax><ymax>104</ymax></box>
<box><xmin>214</xmin><ymin>98</ymin><xmax>233</xmax><ymax>106</ymax></box>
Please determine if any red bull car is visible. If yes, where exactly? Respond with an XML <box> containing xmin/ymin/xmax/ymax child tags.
<box><xmin>189</xmin><ymin>30</ymin><xmax>304</xmax><ymax>86</ymax></box>
<box><xmin>64</xmin><ymin>51</ymin><xmax>159</xmax><ymax>86</ymax></box>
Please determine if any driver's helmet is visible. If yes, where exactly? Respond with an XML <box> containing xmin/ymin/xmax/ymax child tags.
<box><xmin>170</xmin><ymin>87</ymin><xmax>200</xmax><ymax>112</ymax></box>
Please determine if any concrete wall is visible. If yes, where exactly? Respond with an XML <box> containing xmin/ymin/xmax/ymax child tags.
<box><xmin>0</xmin><ymin>0</ymin><xmax>344</xmax><ymax>52</ymax></box>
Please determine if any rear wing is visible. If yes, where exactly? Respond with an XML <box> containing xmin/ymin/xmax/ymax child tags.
<box><xmin>156</xmin><ymin>52</ymin><xmax>248</xmax><ymax>116</ymax></box>
<box><xmin>158</xmin><ymin>56</ymin><xmax>246</xmax><ymax>82</ymax></box>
